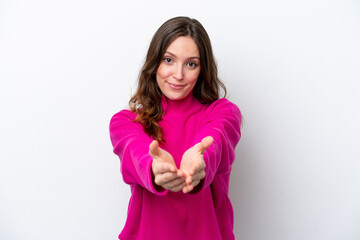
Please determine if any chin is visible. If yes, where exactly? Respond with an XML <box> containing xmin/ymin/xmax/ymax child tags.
<box><xmin>166</xmin><ymin>92</ymin><xmax>188</xmax><ymax>100</ymax></box>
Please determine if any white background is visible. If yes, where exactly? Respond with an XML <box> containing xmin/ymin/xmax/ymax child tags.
<box><xmin>1</xmin><ymin>0</ymin><xmax>359</xmax><ymax>239</ymax></box>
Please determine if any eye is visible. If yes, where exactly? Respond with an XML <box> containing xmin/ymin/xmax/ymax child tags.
<box><xmin>163</xmin><ymin>57</ymin><xmax>173</xmax><ymax>63</ymax></box>
<box><xmin>187</xmin><ymin>62</ymin><xmax>198</xmax><ymax>68</ymax></box>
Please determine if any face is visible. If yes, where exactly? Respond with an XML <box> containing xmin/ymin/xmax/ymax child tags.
<box><xmin>156</xmin><ymin>36</ymin><xmax>201</xmax><ymax>100</ymax></box>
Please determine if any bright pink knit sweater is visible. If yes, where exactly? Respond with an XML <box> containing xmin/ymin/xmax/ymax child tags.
<box><xmin>109</xmin><ymin>93</ymin><xmax>241</xmax><ymax>240</ymax></box>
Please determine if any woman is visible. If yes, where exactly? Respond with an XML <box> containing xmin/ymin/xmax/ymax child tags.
<box><xmin>110</xmin><ymin>16</ymin><xmax>241</xmax><ymax>240</ymax></box>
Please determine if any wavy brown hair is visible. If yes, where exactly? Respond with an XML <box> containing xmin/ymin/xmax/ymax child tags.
<box><xmin>129</xmin><ymin>16</ymin><xmax>227</xmax><ymax>142</ymax></box>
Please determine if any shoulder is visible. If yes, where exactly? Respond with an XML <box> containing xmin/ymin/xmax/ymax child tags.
<box><xmin>206</xmin><ymin>98</ymin><xmax>241</xmax><ymax>118</ymax></box>
<box><xmin>111</xmin><ymin>109</ymin><xmax>136</xmax><ymax>122</ymax></box>
<box><xmin>109</xmin><ymin>109</ymin><xmax>139</xmax><ymax>129</ymax></box>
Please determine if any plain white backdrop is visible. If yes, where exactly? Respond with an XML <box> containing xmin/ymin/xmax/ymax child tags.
<box><xmin>1</xmin><ymin>0</ymin><xmax>359</xmax><ymax>239</ymax></box>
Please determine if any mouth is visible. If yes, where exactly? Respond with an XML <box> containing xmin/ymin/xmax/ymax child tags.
<box><xmin>168</xmin><ymin>82</ymin><xmax>186</xmax><ymax>90</ymax></box>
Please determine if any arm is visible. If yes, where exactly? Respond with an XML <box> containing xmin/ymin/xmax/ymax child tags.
<box><xmin>183</xmin><ymin>99</ymin><xmax>242</xmax><ymax>192</ymax></box>
<box><xmin>109</xmin><ymin>110</ymin><xmax>168</xmax><ymax>195</ymax></box>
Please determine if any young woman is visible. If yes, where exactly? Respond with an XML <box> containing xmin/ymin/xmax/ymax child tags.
<box><xmin>110</xmin><ymin>16</ymin><xmax>242</xmax><ymax>240</ymax></box>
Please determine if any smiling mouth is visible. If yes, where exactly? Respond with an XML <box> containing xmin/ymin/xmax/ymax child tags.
<box><xmin>168</xmin><ymin>83</ymin><xmax>186</xmax><ymax>90</ymax></box>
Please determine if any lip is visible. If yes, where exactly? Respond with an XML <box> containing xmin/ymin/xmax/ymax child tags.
<box><xmin>168</xmin><ymin>82</ymin><xmax>186</xmax><ymax>90</ymax></box>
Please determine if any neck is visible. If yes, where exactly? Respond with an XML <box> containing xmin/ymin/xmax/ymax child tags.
<box><xmin>161</xmin><ymin>93</ymin><xmax>198</xmax><ymax>115</ymax></box>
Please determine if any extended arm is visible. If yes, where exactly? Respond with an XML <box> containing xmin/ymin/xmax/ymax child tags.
<box><xmin>183</xmin><ymin>99</ymin><xmax>241</xmax><ymax>192</ymax></box>
<box><xmin>109</xmin><ymin>110</ymin><xmax>167</xmax><ymax>195</ymax></box>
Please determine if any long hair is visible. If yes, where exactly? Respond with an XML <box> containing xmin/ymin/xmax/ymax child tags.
<box><xmin>129</xmin><ymin>16</ymin><xmax>227</xmax><ymax>142</ymax></box>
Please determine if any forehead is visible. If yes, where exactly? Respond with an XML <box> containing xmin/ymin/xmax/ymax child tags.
<box><xmin>165</xmin><ymin>36</ymin><xmax>200</xmax><ymax>57</ymax></box>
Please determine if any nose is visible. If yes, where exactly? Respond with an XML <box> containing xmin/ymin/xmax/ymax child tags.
<box><xmin>173</xmin><ymin>64</ymin><xmax>184</xmax><ymax>81</ymax></box>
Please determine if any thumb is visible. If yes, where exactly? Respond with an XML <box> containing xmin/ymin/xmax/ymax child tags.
<box><xmin>198</xmin><ymin>136</ymin><xmax>214</xmax><ymax>154</ymax></box>
<box><xmin>149</xmin><ymin>140</ymin><xmax>160</xmax><ymax>157</ymax></box>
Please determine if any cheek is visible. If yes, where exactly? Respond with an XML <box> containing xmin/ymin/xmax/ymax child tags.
<box><xmin>188</xmin><ymin>70</ymin><xmax>201</xmax><ymax>84</ymax></box>
<box><xmin>156</xmin><ymin>64</ymin><xmax>171</xmax><ymax>80</ymax></box>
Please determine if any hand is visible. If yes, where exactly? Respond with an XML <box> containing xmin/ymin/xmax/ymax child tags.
<box><xmin>180</xmin><ymin>136</ymin><xmax>214</xmax><ymax>193</ymax></box>
<box><xmin>149</xmin><ymin>140</ymin><xmax>186</xmax><ymax>192</ymax></box>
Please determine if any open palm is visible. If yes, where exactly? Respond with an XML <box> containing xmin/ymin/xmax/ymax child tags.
<box><xmin>149</xmin><ymin>140</ymin><xmax>186</xmax><ymax>192</ymax></box>
<box><xmin>180</xmin><ymin>136</ymin><xmax>213</xmax><ymax>193</ymax></box>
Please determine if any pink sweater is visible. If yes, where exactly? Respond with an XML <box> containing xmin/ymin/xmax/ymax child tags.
<box><xmin>109</xmin><ymin>93</ymin><xmax>241</xmax><ymax>240</ymax></box>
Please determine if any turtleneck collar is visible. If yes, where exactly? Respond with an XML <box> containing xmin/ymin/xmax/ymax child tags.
<box><xmin>161</xmin><ymin>92</ymin><xmax>201</xmax><ymax>116</ymax></box>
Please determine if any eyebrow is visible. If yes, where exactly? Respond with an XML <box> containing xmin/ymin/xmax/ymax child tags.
<box><xmin>164</xmin><ymin>51</ymin><xmax>200</xmax><ymax>60</ymax></box>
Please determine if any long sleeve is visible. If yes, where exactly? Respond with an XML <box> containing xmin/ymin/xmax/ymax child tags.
<box><xmin>109</xmin><ymin>110</ymin><xmax>168</xmax><ymax>195</ymax></box>
<box><xmin>192</xmin><ymin>98</ymin><xmax>241</xmax><ymax>192</ymax></box>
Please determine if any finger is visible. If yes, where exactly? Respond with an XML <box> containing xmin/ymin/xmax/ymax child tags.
<box><xmin>152</xmin><ymin>162</ymin><xmax>176</xmax><ymax>175</ymax></box>
<box><xmin>185</xmin><ymin>169</ymin><xmax>202</xmax><ymax>184</ymax></box>
<box><xmin>191</xmin><ymin>180</ymin><xmax>200</xmax><ymax>188</ymax></box>
<box><xmin>198</xmin><ymin>136</ymin><xmax>214</xmax><ymax>154</ymax></box>
<box><xmin>185</xmin><ymin>175</ymin><xmax>192</xmax><ymax>185</ymax></box>
<box><xmin>157</xmin><ymin>172</ymin><xmax>184</xmax><ymax>185</ymax></box>
<box><xmin>155</xmin><ymin>168</ymin><xmax>185</xmax><ymax>185</ymax></box>
<box><xmin>176</xmin><ymin>169</ymin><xmax>186</xmax><ymax>178</ymax></box>
<box><xmin>189</xmin><ymin>170</ymin><xmax>205</xmax><ymax>182</ymax></box>
<box><xmin>182</xmin><ymin>184</ymin><xmax>194</xmax><ymax>194</ymax></box>
<box><xmin>155</xmin><ymin>173</ymin><xmax>176</xmax><ymax>186</ymax></box>
<box><xmin>149</xmin><ymin>140</ymin><xmax>160</xmax><ymax>157</ymax></box>
<box><xmin>162</xmin><ymin>177</ymin><xmax>186</xmax><ymax>190</ymax></box>
<box><xmin>168</xmin><ymin>182</ymin><xmax>186</xmax><ymax>192</ymax></box>
<box><xmin>183</xmin><ymin>178</ymin><xmax>202</xmax><ymax>193</ymax></box>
